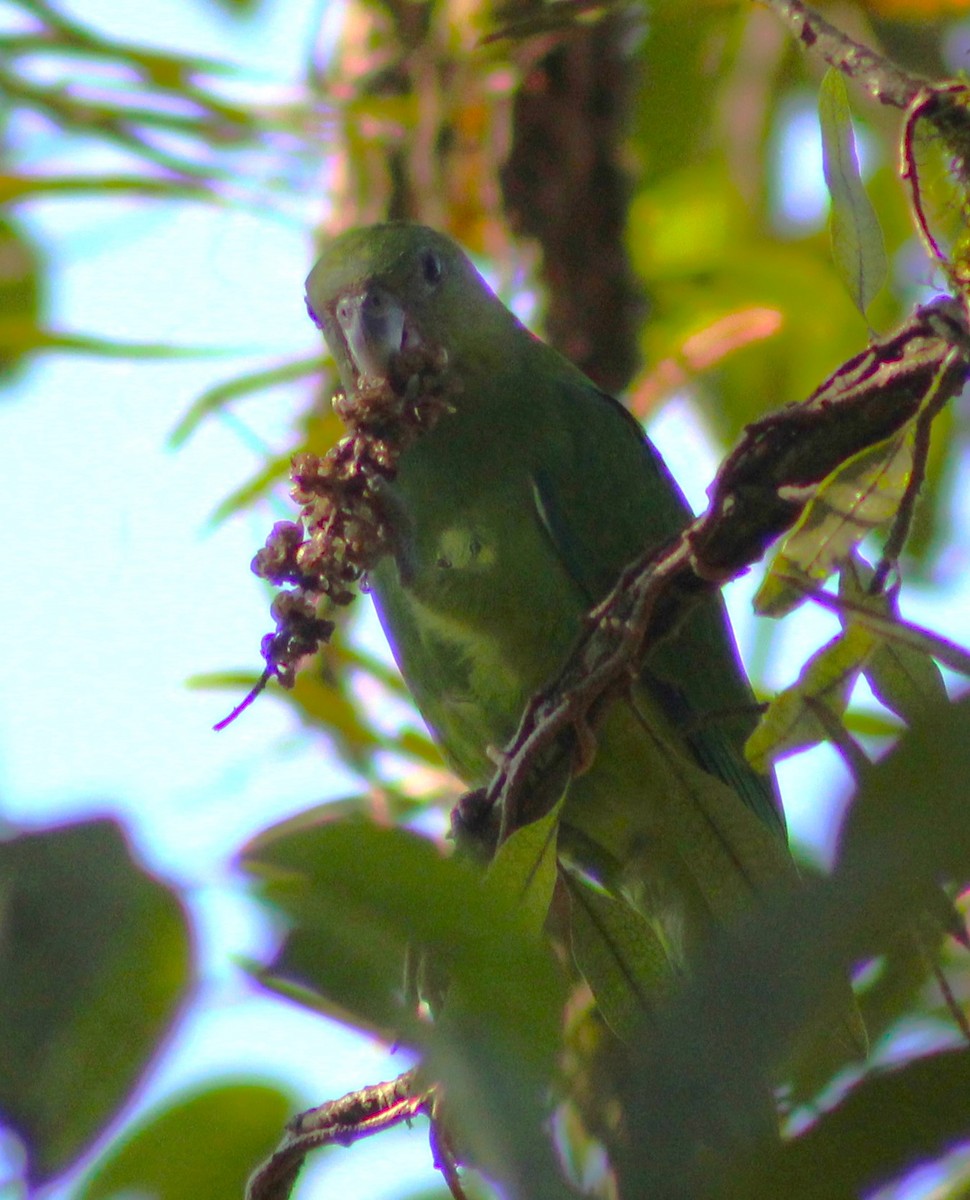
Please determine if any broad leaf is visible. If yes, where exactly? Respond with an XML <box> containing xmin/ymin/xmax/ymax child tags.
<box><xmin>242</xmin><ymin>816</ymin><xmax>564</xmax><ymax>1056</ymax></box>
<box><xmin>243</xmin><ymin>815</ymin><xmax>567</xmax><ymax>1200</ymax></box>
<box><xmin>77</xmin><ymin>1081</ymin><xmax>295</xmax><ymax>1200</ymax></box>
<box><xmin>0</xmin><ymin>818</ymin><xmax>193</xmax><ymax>1185</ymax></box>
<box><xmin>485</xmin><ymin>800</ymin><xmax>562</xmax><ymax>936</ymax></box>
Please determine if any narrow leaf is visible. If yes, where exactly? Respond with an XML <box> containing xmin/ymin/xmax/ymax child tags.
<box><xmin>818</xmin><ymin>68</ymin><xmax>888</xmax><ymax>317</ymax></box>
<box><xmin>485</xmin><ymin>801</ymin><xmax>562</xmax><ymax>936</ymax></box>
<box><xmin>170</xmin><ymin>355</ymin><xmax>326</xmax><ymax>446</ymax></box>
<box><xmin>566</xmin><ymin>871</ymin><xmax>668</xmax><ymax>1040</ymax></box>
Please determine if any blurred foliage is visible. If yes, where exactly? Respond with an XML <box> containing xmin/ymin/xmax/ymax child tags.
<box><xmin>0</xmin><ymin>818</ymin><xmax>193</xmax><ymax>1185</ymax></box>
<box><xmin>75</xmin><ymin>1081</ymin><xmax>298</xmax><ymax>1200</ymax></box>
<box><xmin>3</xmin><ymin>0</ymin><xmax>970</xmax><ymax>1197</ymax></box>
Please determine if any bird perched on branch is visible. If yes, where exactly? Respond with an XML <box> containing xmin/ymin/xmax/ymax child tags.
<box><xmin>304</xmin><ymin>222</ymin><xmax>832</xmax><ymax>987</ymax></box>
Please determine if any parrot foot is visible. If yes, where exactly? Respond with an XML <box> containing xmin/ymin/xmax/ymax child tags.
<box><xmin>450</xmin><ymin>787</ymin><xmax>500</xmax><ymax>862</ymax></box>
<box><xmin>567</xmin><ymin>704</ymin><xmax>599</xmax><ymax>775</ymax></box>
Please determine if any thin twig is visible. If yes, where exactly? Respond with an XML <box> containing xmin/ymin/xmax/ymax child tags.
<box><xmin>870</xmin><ymin>348</ymin><xmax>960</xmax><ymax>593</ymax></box>
<box><xmin>931</xmin><ymin>957</ymin><xmax>970</xmax><ymax>1045</ymax></box>
<box><xmin>803</xmin><ymin>694</ymin><xmax>872</xmax><ymax>783</ymax></box>
<box><xmin>803</xmin><ymin>587</ymin><xmax>970</xmax><ymax>677</ymax></box>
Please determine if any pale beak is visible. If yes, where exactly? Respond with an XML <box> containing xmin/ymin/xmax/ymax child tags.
<box><xmin>334</xmin><ymin>285</ymin><xmax>410</xmax><ymax>387</ymax></box>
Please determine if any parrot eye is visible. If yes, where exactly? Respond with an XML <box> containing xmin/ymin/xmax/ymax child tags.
<box><xmin>420</xmin><ymin>249</ymin><xmax>443</xmax><ymax>286</ymax></box>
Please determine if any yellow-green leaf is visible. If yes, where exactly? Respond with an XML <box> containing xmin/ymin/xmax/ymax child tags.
<box><xmin>755</xmin><ymin>427</ymin><xmax>914</xmax><ymax>617</ymax></box>
<box><xmin>864</xmin><ymin>621</ymin><xmax>949</xmax><ymax>725</ymax></box>
<box><xmin>485</xmin><ymin>800</ymin><xmax>563</xmax><ymax>937</ymax></box>
<box><xmin>746</xmin><ymin>625</ymin><xmax>877</xmax><ymax>771</ymax></box>
<box><xmin>818</xmin><ymin>68</ymin><xmax>888</xmax><ymax>319</ymax></box>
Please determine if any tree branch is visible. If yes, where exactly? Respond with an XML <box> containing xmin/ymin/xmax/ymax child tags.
<box><xmin>763</xmin><ymin>0</ymin><xmax>970</xmax><ymax>221</ymax></box>
<box><xmin>763</xmin><ymin>0</ymin><xmax>926</xmax><ymax>109</ymax></box>
<box><xmin>246</xmin><ymin>1069</ymin><xmax>442</xmax><ymax>1200</ymax></box>
<box><xmin>472</xmin><ymin>296</ymin><xmax>970</xmax><ymax>845</ymax></box>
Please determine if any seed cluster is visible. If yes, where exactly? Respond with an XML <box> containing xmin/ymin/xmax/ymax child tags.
<box><xmin>250</xmin><ymin>343</ymin><xmax>457</xmax><ymax>691</ymax></box>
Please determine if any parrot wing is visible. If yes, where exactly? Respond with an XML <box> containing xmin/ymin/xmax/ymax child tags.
<box><xmin>528</xmin><ymin>383</ymin><xmax>784</xmax><ymax>838</ymax></box>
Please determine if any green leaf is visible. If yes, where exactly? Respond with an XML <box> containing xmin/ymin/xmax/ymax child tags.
<box><xmin>484</xmin><ymin>800</ymin><xmax>562</xmax><ymax>937</ymax></box>
<box><xmin>0</xmin><ymin>818</ymin><xmax>193</xmax><ymax>1185</ymax></box>
<box><xmin>203</xmin><ymin>0</ymin><xmax>264</xmax><ymax>13</ymax></box>
<box><xmin>853</xmin><ymin>932</ymin><xmax>942</xmax><ymax>1052</ymax></box>
<box><xmin>169</xmin><ymin>355</ymin><xmax>326</xmax><ymax>447</ymax></box>
<box><xmin>242</xmin><ymin>817</ymin><xmax>564</xmax><ymax>1052</ymax></box>
<box><xmin>0</xmin><ymin>173</ymin><xmax>213</xmax><ymax>204</ymax></box>
<box><xmin>746</xmin><ymin>625</ymin><xmax>875</xmax><ymax>771</ymax></box>
<box><xmin>206</xmin><ymin>456</ymin><xmax>294</xmax><ymax>525</ymax></box>
<box><xmin>814</xmin><ymin>593</ymin><xmax>970</xmax><ymax>678</ymax></box>
<box><xmin>565</xmin><ymin>871</ymin><xmax>668</xmax><ymax>1040</ymax></box>
<box><xmin>196</xmin><ymin>641</ymin><xmax>444</xmax><ymax>774</ymax></box>
<box><xmin>0</xmin><ymin>216</ymin><xmax>41</xmax><ymax>382</ymax></box>
<box><xmin>842</xmin><ymin>708</ymin><xmax>902</xmax><ymax>739</ymax></box>
<box><xmin>818</xmin><ymin>68</ymin><xmax>888</xmax><ymax>318</ymax></box>
<box><xmin>836</xmin><ymin>695</ymin><xmax>970</xmax><ymax>949</ymax></box>
<box><xmin>863</xmin><ymin>606</ymin><xmax>949</xmax><ymax>724</ymax></box>
<box><xmin>243</xmin><ymin>816</ymin><xmax>567</xmax><ymax>1200</ymax></box>
<box><xmin>755</xmin><ymin>426</ymin><xmax>914</xmax><ymax>618</ymax></box>
<box><xmin>77</xmin><ymin>1081</ymin><xmax>295</xmax><ymax>1200</ymax></box>
<box><xmin>732</xmin><ymin>1050</ymin><xmax>970</xmax><ymax>1199</ymax></box>
<box><xmin>616</xmin><ymin>698</ymin><xmax>970</xmax><ymax>1195</ymax></box>
<box><xmin>0</xmin><ymin>323</ymin><xmax>228</xmax><ymax>360</ymax></box>
<box><xmin>204</xmin><ymin>403</ymin><xmax>345</xmax><ymax>526</ymax></box>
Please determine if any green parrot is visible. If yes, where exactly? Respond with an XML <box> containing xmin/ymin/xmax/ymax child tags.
<box><xmin>304</xmin><ymin>222</ymin><xmax>800</xmax><ymax>967</ymax></box>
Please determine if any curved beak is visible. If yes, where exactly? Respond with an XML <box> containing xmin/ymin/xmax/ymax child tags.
<box><xmin>333</xmin><ymin>285</ymin><xmax>409</xmax><ymax>387</ymax></box>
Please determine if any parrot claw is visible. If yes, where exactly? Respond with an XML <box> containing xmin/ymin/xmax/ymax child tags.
<box><xmin>450</xmin><ymin>787</ymin><xmax>500</xmax><ymax>862</ymax></box>
<box><xmin>485</xmin><ymin>742</ymin><xmax>509</xmax><ymax>768</ymax></box>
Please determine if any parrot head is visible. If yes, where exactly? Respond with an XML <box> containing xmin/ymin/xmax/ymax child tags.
<box><xmin>305</xmin><ymin>222</ymin><xmax>520</xmax><ymax>393</ymax></box>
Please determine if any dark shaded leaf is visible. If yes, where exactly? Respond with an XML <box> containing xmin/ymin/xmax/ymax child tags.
<box><xmin>618</xmin><ymin>696</ymin><xmax>970</xmax><ymax>1197</ymax></box>
<box><xmin>242</xmin><ymin>816</ymin><xmax>568</xmax><ymax>1199</ymax></box>
<box><xmin>836</xmin><ymin>696</ymin><xmax>970</xmax><ymax>949</ymax></box>
<box><xmin>732</xmin><ymin>1050</ymin><xmax>970</xmax><ymax>1200</ymax></box>
<box><xmin>0</xmin><ymin>818</ymin><xmax>193</xmax><ymax>1185</ymax></box>
<box><xmin>241</xmin><ymin>817</ymin><xmax>564</xmax><ymax>1054</ymax></box>
<box><xmin>854</xmin><ymin>932</ymin><xmax>941</xmax><ymax>1051</ymax></box>
<box><xmin>566</xmin><ymin>871</ymin><xmax>667</xmax><ymax>1040</ymax></box>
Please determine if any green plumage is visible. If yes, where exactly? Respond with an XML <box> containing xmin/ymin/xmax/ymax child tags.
<box><xmin>306</xmin><ymin>223</ymin><xmax>796</xmax><ymax>959</ymax></box>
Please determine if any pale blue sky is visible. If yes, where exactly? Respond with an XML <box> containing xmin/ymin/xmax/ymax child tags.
<box><xmin>0</xmin><ymin>1</ymin><xmax>436</xmax><ymax>1195</ymax></box>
